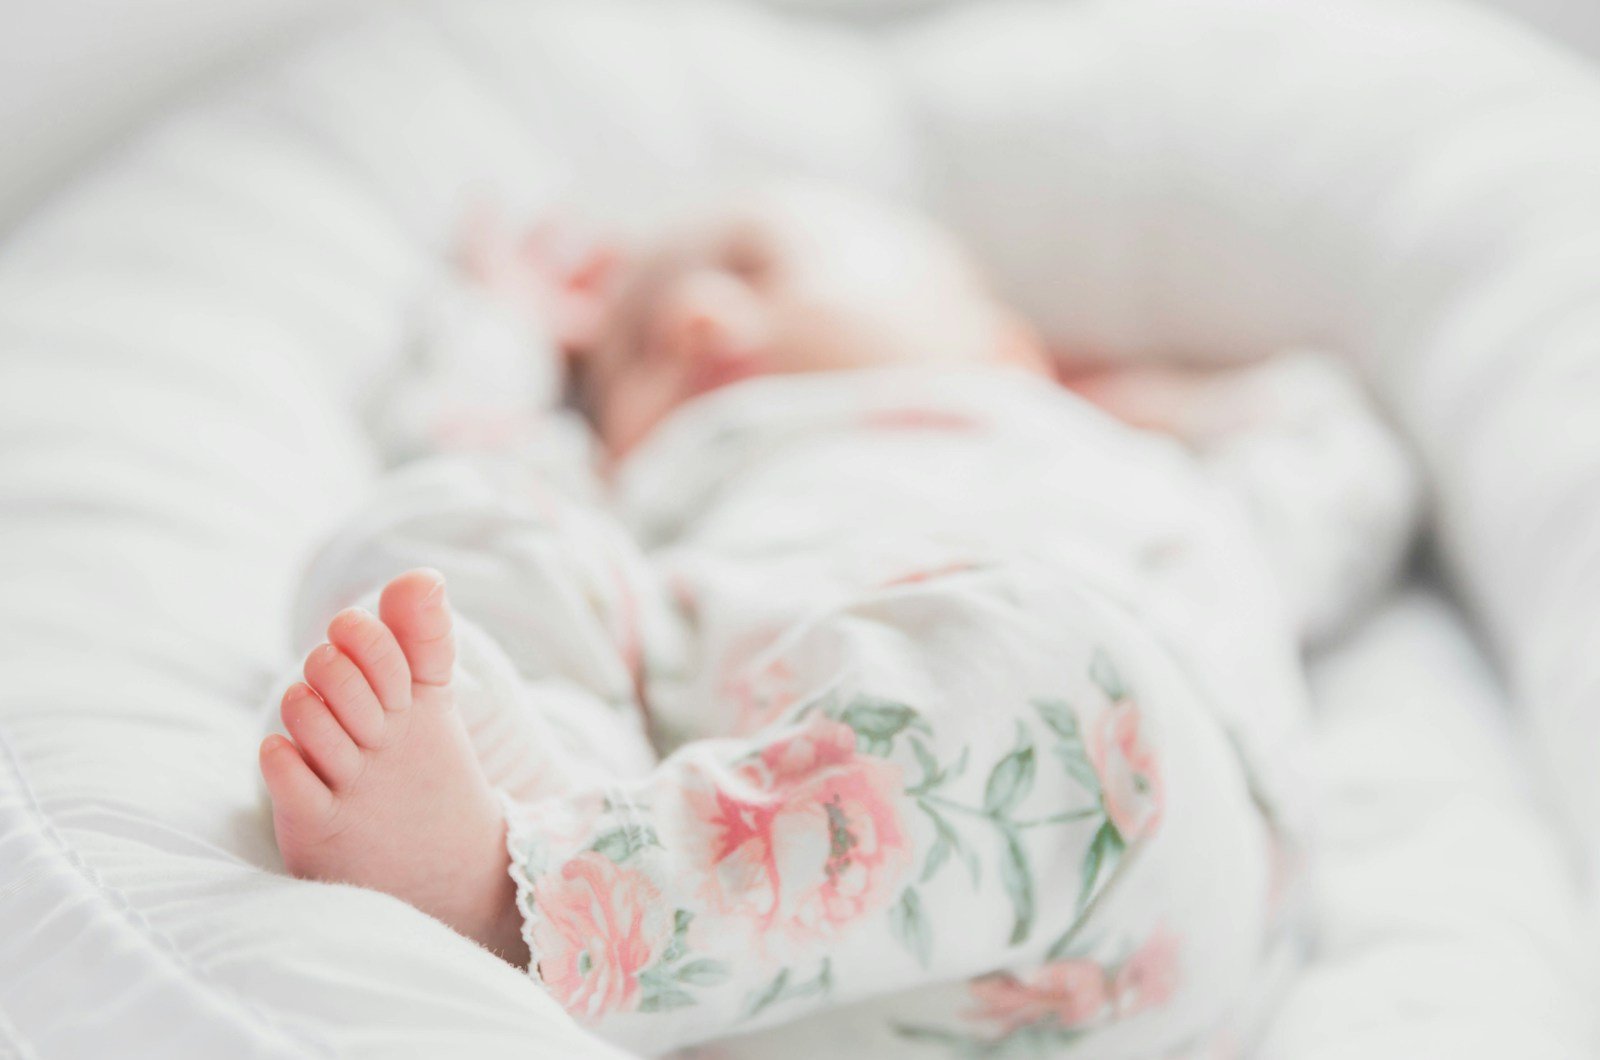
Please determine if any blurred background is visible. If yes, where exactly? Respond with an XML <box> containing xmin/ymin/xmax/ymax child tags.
<box><xmin>2</xmin><ymin>0</ymin><xmax>1599</xmax><ymax>234</ymax></box>
<box><xmin>0</xmin><ymin>0</ymin><xmax>364</xmax><ymax>228</ymax></box>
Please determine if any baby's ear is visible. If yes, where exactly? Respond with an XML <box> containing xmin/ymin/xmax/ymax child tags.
<box><xmin>519</xmin><ymin>224</ymin><xmax>626</xmax><ymax>357</ymax></box>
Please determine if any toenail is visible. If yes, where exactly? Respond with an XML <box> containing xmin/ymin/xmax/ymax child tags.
<box><xmin>331</xmin><ymin>609</ymin><xmax>371</xmax><ymax>633</ymax></box>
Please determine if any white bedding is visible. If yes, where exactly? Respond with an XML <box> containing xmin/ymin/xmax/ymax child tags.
<box><xmin>1264</xmin><ymin>594</ymin><xmax>1591</xmax><ymax>1058</ymax></box>
<box><xmin>2</xmin><ymin>1</ymin><xmax>1598</xmax><ymax>1056</ymax></box>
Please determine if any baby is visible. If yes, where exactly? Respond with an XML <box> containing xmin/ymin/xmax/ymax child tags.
<box><xmin>261</xmin><ymin>184</ymin><xmax>1413</xmax><ymax>1057</ymax></box>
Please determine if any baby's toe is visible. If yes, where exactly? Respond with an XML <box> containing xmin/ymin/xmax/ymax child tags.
<box><xmin>378</xmin><ymin>569</ymin><xmax>456</xmax><ymax>688</ymax></box>
<box><xmin>259</xmin><ymin>732</ymin><xmax>332</xmax><ymax>820</ymax></box>
<box><xmin>303</xmin><ymin>643</ymin><xmax>386</xmax><ymax>747</ymax></box>
<box><xmin>280</xmin><ymin>683</ymin><xmax>363</xmax><ymax>788</ymax></box>
<box><xmin>328</xmin><ymin>607</ymin><xmax>412</xmax><ymax>711</ymax></box>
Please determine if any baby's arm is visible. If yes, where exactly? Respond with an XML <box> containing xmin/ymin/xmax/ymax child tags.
<box><xmin>1071</xmin><ymin>351</ymin><xmax>1420</xmax><ymax>644</ymax></box>
<box><xmin>366</xmin><ymin>206</ymin><xmax>617</xmax><ymax>468</ymax></box>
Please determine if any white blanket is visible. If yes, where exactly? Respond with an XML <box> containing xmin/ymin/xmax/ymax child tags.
<box><xmin>1264</xmin><ymin>594</ymin><xmax>1593</xmax><ymax>1057</ymax></box>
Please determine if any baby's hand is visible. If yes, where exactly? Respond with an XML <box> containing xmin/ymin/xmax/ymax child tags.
<box><xmin>455</xmin><ymin>201</ymin><xmax>544</xmax><ymax>314</ymax></box>
<box><xmin>454</xmin><ymin>202</ymin><xmax>622</xmax><ymax>356</ymax></box>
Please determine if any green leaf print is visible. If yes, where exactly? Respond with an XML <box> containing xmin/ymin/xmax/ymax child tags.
<box><xmin>1089</xmin><ymin>649</ymin><xmax>1128</xmax><ymax>701</ymax></box>
<box><xmin>917</xmin><ymin>801</ymin><xmax>980</xmax><ymax>886</ymax></box>
<box><xmin>839</xmin><ymin>698</ymin><xmax>928</xmax><ymax>753</ymax></box>
<box><xmin>1057</xmin><ymin>748</ymin><xmax>1101</xmax><ymax>798</ymax></box>
<box><xmin>892</xmin><ymin>1024</ymin><xmax>968</xmax><ymax>1046</ymax></box>
<box><xmin>921</xmin><ymin>832</ymin><xmax>952</xmax><ymax>882</ymax></box>
<box><xmin>1078</xmin><ymin>819</ymin><xmax>1125</xmax><ymax>912</ymax></box>
<box><xmin>633</xmin><ymin>909</ymin><xmax>729</xmax><ymax>1013</ymax></box>
<box><xmin>1010</xmin><ymin>1025</ymin><xmax>1091</xmax><ymax>1054</ymax></box>
<box><xmin>742</xmin><ymin>959</ymin><xmax>833</xmax><ymax>1021</ymax></box>
<box><xmin>589</xmin><ymin>824</ymin><xmax>661</xmax><ymax>863</ymax></box>
<box><xmin>1043</xmin><ymin>924</ymin><xmax>1080</xmax><ymax>963</ymax></box>
<box><xmin>983</xmin><ymin>745</ymin><xmax>1036</xmax><ymax>817</ymax></box>
<box><xmin>890</xmin><ymin>886</ymin><xmax>934</xmax><ymax>968</ymax></box>
<box><xmin>1000</xmin><ymin>830</ymin><xmax>1035</xmax><ymax>945</ymax></box>
<box><xmin>638</xmin><ymin>986</ymin><xmax>695</xmax><ymax>1013</ymax></box>
<box><xmin>909</xmin><ymin>737</ymin><xmax>942</xmax><ymax>791</ymax></box>
<box><xmin>660</xmin><ymin>908</ymin><xmax>692</xmax><ymax>963</ymax></box>
<box><xmin>1031</xmin><ymin>698</ymin><xmax>1080</xmax><ymax>741</ymax></box>
<box><xmin>745</xmin><ymin>969</ymin><xmax>790</xmax><ymax>1020</ymax></box>
<box><xmin>675</xmin><ymin>959</ymin><xmax>731</xmax><ymax>987</ymax></box>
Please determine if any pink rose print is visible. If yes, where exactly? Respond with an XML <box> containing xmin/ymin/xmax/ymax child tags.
<box><xmin>965</xmin><ymin>960</ymin><xmax>1110</xmax><ymax>1033</ymax></box>
<box><xmin>689</xmin><ymin>715</ymin><xmax>910</xmax><ymax>949</ymax></box>
<box><xmin>1111</xmin><ymin>927</ymin><xmax>1181</xmax><ymax>1016</ymax></box>
<box><xmin>531</xmin><ymin>851</ymin><xmax>672</xmax><ymax>1021</ymax></box>
<box><xmin>945</xmin><ymin>928</ymin><xmax>1181</xmax><ymax>1048</ymax></box>
<box><xmin>1089</xmin><ymin>698</ymin><xmax>1164</xmax><ymax>840</ymax></box>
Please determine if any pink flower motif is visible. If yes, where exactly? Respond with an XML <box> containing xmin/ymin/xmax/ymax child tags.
<box><xmin>1111</xmin><ymin>927</ymin><xmax>1181</xmax><ymax>1016</ymax></box>
<box><xmin>965</xmin><ymin>960</ymin><xmax>1110</xmax><ymax>1033</ymax></box>
<box><xmin>688</xmin><ymin>715</ymin><xmax>909</xmax><ymax>949</ymax></box>
<box><xmin>530</xmin><ymin>851</ymin><xmax>671</xmax><ymax>1022</ymax></box>
<box><xmin>1089</xmin><ymin>698</ymin><xmax>1164</xmax><ymax>840</ymax></box>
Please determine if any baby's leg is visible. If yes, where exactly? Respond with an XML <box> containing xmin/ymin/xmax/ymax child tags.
<box><xmin>503</xmin><ymin>561</ymin><xmax>1284</xmax><ymax>1055</ymax></box>
<box><xmin>262</xmin><ymin>459</ymin><xmax>682</xmax><ymax>956</ymax></box>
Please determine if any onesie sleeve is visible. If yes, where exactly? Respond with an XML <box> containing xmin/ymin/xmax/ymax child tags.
<box><xmin>365</xmin><ymin>266</ymin><xmax>569</xmax><ymax>467</ymax></box>
<box><xmin>1190</xmin><ymin>350</ymin><xmax>1420</xmax><ymax>643</ymax></box>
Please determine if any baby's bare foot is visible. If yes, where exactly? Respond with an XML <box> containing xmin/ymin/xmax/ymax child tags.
<box><xmin>260</xmin><ymin>569</ymin><xmax>528</xmax><ymax>964</ymax></box>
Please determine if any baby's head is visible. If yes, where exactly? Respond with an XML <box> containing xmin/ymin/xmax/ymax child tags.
<box><xmin>556</xmin><ymin>183</ymin><xmax>1043</xmax><ymax>454</ymax></box>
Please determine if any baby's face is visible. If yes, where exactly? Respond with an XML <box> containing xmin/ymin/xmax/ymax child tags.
<box><xmin>581</xmin><ymin>185</ymin><xmax>1039</xmax><ymax>455</ymax></box>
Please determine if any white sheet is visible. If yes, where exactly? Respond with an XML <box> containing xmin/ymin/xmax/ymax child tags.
<box><xmin>1264</xmin><ymin>592</ymin><xmax>1592</xmax><ymax>1058</ymax></box>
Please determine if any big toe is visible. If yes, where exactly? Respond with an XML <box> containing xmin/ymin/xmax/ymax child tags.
<box><xmin>379</xmin><ymin>568</ymin><xmax>456</xmax><ymax>687</ymax></box>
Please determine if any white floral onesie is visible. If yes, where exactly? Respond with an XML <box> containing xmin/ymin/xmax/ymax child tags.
<box><xmin>291</xmin><ymin>290</ymin><xmax>1414</xmax><ymax>1060</ymax></box>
